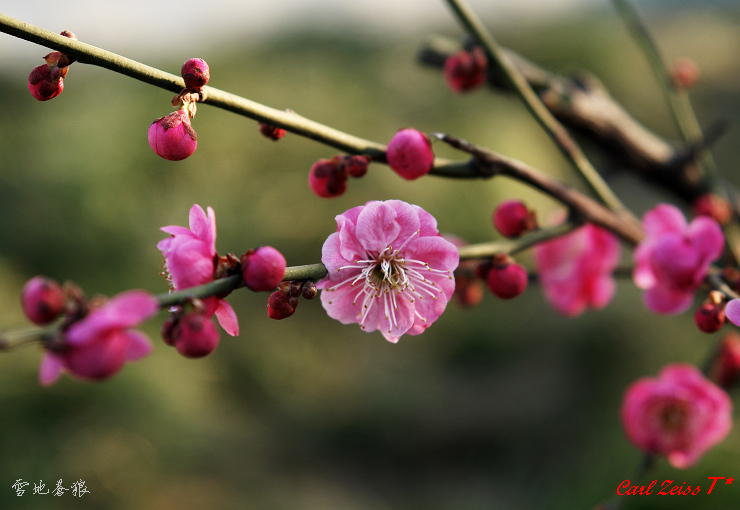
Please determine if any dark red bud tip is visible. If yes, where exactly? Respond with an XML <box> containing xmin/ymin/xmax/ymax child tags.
<box><xmin>181</xmin><ymin>58</ymin><xmax>210</xmax><ymax>89</ymax></box>
<box><xmin>486</xmin><ymin>259</ymin><xmax>528</xmax><ymax>299</ymax></box>
<box><xmin>443</xmin><ymin>47</ymin><xmax>488</xmax><ymax>93</ymax></box>
<box><xmin>258</xmin><ymin>122</ymin><xmax>286</xmax><ymax>141</ymax></box>
<box><xmin>345</xmin><ymin>155</ymin><xmax>371</xmax><ymax>178</ymax></box>
<box><xmin>493</xmin><ymin>200</ymin><xmax>538</xmax><ymax>238</ymax></box>
<box><xmin>386</xmin><ymin>128</ymin><xmax>434</xmax><ymax>180</ymax></box>
<box><xmin>694</xmin><ymin>302</ymin><xmax>725</xmax><ymax>334</ymax></box>
<box><xmin>301</xmin><ymin>281</ymin><xmax>317</xmax><ymax>300</ymax></box>
<box><xmin>21</xmin><ymin>276</ymin><xmax>66</xmax><ymax>325</ymax></box>
<box><xmin>267</xmin><ymin>291</ymin><xmax>297</xmax><ymax>320</ymax></box>
<box><xmin>309</xmin><ymin>158</ymin><xmax>347</xmax><ymax>198</ymax></box>
<box><xmin>161</xmin><ymin>313</ymin><xmax>180</xmax><ymax>346</ymax></box>
<box><xmin>242</xmin><ymin>246</ymin><xmax>287</xmax><ymax>292</ymax></box>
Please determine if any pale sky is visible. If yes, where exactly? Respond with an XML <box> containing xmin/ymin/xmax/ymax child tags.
<box><xmin>1</xmin><ymin>0</ymin><xmax>602</xmax><ymax>68</ymax></box>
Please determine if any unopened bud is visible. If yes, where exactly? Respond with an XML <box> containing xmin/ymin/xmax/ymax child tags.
<box><xmin>443</xmin><ymin>47</ymin><xmax>487</xmax><ymax>93</ymax></box>
<box><xmin>301</xmin><ymin>281</ymin><xmax>317</xmax><ymax>300</ymax></box>
<box><xmin>267</xmin><ymin>291</ymin><xmax>298</xmax><ymax>320</ymax></box>
<box><xmin>21</xmin><ymin>276</ymin><xmax>66</xmax><ymax>325</ymax></box>
<box><xmin>694</xmin><ymin>301</ymin><xmax>725</xmax><ymax>334</ymax></box>
<box><xmin>258</xmin><ymin>123</ymin><xmax>286</xmax><ymax>141</ymax></box>
<box><xmin>181</xmin><ymin>58</ymin><xmax>210</xmax><ymax>89</ymax></box>
<box><xmin>148</xmin><ymin>110</ymin><xmax>197</xmax><ymax>161</ymax></box>
<box><xmin>345</xmin><ymin>155</ymin><xmax>370</xmax><ymax>178</ymax></box>
<box><xmin>486</xmin><ymin>256</ymin><xmax>528</xmax><ymax>299</ymax></box>
<box><xmin>241</xmin><ymin>246</ymin><xmax>287</xmax><ymax>292</ymax></box>
<box><xmin>309</xmin><ymin>158</ymin><xmax>347</xmax><ymax>198</ymax></box>
<box><xmin>671</xmin><ymin>57</ymin><xmax>700</xmax><ymax>90</ymax></box>
<box><xmin>493</xmin><ymin>200</ymin><xmax>538</xmax><ymax>238</ymax></box>
<box><xmin>386</xmin><ymin>128</ymin><xmax>434</xmax><ymax>180</ymax></box>
<box><xmin>691</xmin><ymin>193</ymin><xmax>732</xmax><ymax>225</ymax></box>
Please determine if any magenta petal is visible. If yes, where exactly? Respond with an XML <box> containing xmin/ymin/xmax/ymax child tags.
<box><xmin>686</xmin><ymin>216</ymin><xmax>725</xmax><ymax>263</ymax></box>
<box><xmin>125</xmin><ymin>330</ymin><xmax>154</xmax><ymax>361</ymax></box>
<box><xmin>188</xmin><ymin>205</ymin><xmax>217</xmax><ymax>256</ymax></box>
<box><xmin>160</xmin><ymin>225</ymin><xmax>195</xmax><ymax>239</ymax></box>
<box><xmin>215</xmin><ymin>300</ymin><xmax>239</xmax><ymax>336</ymax></box>
<box><xmin>643</xmin><ymin>284</ymin><xmax>694</xmax><ymax>315</ymax></box>
<box><xmin>724</xmin><ymin>299</ymin><xmax>740</xmax><ymax>326</ymax></box>
<box><xmin>355</xmin><ymin>201</ymin><xmax>400</xmax><ymax>253</ymax></box>
<box><xmin>642</xmin><ymin>204</ymin><xmax>686</xmax><ymax>238</ymax></box>
<box><xmin>39</xmin><ymin>352</ymin><xmax>64</xmax><ymax>386</ymax></box>
<box><xmin>321</xmin><ymin>232</ymin><xmax>355</xmax><ymax>279</ymax></box>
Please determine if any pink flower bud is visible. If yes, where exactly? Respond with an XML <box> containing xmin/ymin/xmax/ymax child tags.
<box><xmin>170</xmin><ymin>313</ymin><xmax>220</xmax><ymax>358</ymax></box>
<box><xmin>386</xmin><ymin>128</ymin><xmax>434</xmax><ymax>180</ymax></box>
<box><xmin>454</xmin><ymin>276</ymin><xmax>484</xmax><ymax>307</ymax></box>
<box><xmin>241</xmin><ymin>246</ymin><xmax>287</xmax><ymax>292</ymax></box>
<box><xmin>493</xmin><ymin>200</ymin><xmax>537</xmax><ymax>238</ymax></box>
<box><xmin>345</xmin><ymin>155</ymin><xmax>370</xmax><ymax>178</ymax></box>
<box><xmin>21</xmin><ymin>276</ymin><xmax>66</xmax><ymax>325</ymax></box>
<box><xmin>671</xmin><ymin>57</ymin><xmax>700</xmax><ymax>90</ymax></box>
<box><xmin>27</xmin><ymin>64</ymin><xmax>64</xmax><ymax>101</ymax></box>
<box><xmin>709</xmin><ymin>333</ymin><xmax>740</xmax><ymax>388</ymax></box>
<box><xmin>258</xmin><ymin>123</ymin><xmax>286</xmax><ymax>141</ymax></box>
<box><xmin>691</xmin><ymin>193</ymin><xmax>732</xmax><ymax>225</ymax></box>
<box><xmin>267</xmin><ymin>291</ymin><xmax>298</xmax><ymax>320</ymax></box>
<box><xmin>148</xmin><ymin>110</ymin><xmax>197</xmax><ymax>161</ymax></box>
<box><xmin>486</xmin><ymin>257</ymin><xmax>528</xmax><ymax>299</ymax></box>
<box><xmin>181</xmin><ymin>58</ymin><xmax>210</xmax><ymax>89</ymax></box>
<box><xmin>309</xmin><ymin>158</ymin><xmax>347</xmax><ymax>198</ymax></box>
<box><xmin>443</xmin><ymin>47</ymin><xmax>487</xmax><ymax>93</ymax></box>
<box><xmin>694</xmin><ymin>300</ymin><xmax>726</xmax><ymax>334</ymax></box>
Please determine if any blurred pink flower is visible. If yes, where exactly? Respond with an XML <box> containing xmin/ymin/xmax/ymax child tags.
<box><xmin>157</xmin><ymin>204</ymin><xmax>238</xmax><ymax>336</ymax></box>
<box><xmin>533</xmin><ymin>223</ymin><xmax>620</xmax><ymax>316</ymax></box>
<box><xmin>318</xmin><ymin>200</ymin><xmax>458</xmax><ymax>343</ymax></box>
<box><xmin>620</xmin><ymin>363</ymin><xmax>732</xmax><ymax>468</ymax></box>
<box><xmin>634</xmin><ymin>204</ymin><xmax>724</xmax><ymax>314</ymax></box>
<box><xmin>39</xmin><ymin>290</ymin><xmax>158</xmax><ymax>385</ymax></box>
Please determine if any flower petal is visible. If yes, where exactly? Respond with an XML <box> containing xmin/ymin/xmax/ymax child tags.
<box><xmin>125</xmin><ymin>330</ymin><xmax>154</xmax><ymax>361</ymax></box>
<box><xmin>355</xmin><ymin>201</ymin><xmax>400</xmax><ymax>253</ymax></box>
<box><xmin>39</xmin><ymin>352</ymin><xmax>64</xmax><ymax>386</ymax></box>
<box><xmin>642</xmin><ymin>204</ymin><xmax>686</xmax><ymax>239</ymax></box>
<box><xmin>215</xmin><ymin>299</ymin><xmax>239</xmax><ymax>336</ymax></box>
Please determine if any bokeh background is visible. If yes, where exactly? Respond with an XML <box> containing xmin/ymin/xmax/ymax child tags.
<box><xmin>1</xmin><ymin>0</ymin><xmax>739</xmax><ymax>508</ymax></box>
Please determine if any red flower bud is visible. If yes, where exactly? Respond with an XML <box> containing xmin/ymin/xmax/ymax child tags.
<box><xmin>148</xmin><ymin>110</ymin><xmax>197</xmax><ymax>161</ymax></box>
<box><xmin>486</xmin><ymin>257</ymin><xmax>528</xmax><ymax>299</ymax></box>
<box><xmin>493</xmin><ymin>200</ymin><xmax>538</xmax><ymax>238</ymax></box>
<box><xmin>309</xmin><ymin>158</ymin><xmax>347</xmax><ymax>198</ymax></box>
<box><xmin>691</xmin><ymin>193</ymin><xmax>732</xmax><ymax>226</ymax></box>
<box><xmin>694</xmin><ymin>302</ymin><xmax>725</xmax><ymax>334</ymax></box>
<box><xmin>709</xmin><ymin>333</ymin><xmax>740</xmax><ymax>388</ymax></box>
<box><xmin>671</xmin><ymin>57</ymin><xmax>700</xmax><ymax>90</ymax></box>
<box><xmin>345</xmin><ymin>155</ymin><xmax>370</xmax><ymax>178</ymax></box>
<box><xmin>443</xmin><ymin>47</ymin><xmax>487</xmax><ymax>93</ymax></box>
<box><xmin>267</xmin><ymin>291</ymin><xmax>298</xmax><ymax>320</ymax></box>
<box><xmin>241</xmin><ymin>246</ymin><xmax>287</xmax><ymax>292</ymax></box>
<box><xmin>27</xmin><ymin>64</ymin><xmax>64</xmax><ymax>101</ymax></box>
<box><xmin>386</xmin><ymin>128</ymin><xmax>434</xmax><ymax>180</ymax></box>
<box><xmin>181</xmin><ymin>58</ymin><xmax>210</xmax><ymax>89</ymax></box>
<box><xmin>21</xmin><ymin>276</ymin><xmax>66</xmax><ymax>325</ymax></box>
<box><xmin>258</xmin><ymin>122</ymin><xmax>286</xmax><ymax>141</ymax></box>
<box><xmin>165</xmin><ymin>313</ymin><xmax>220</xmax><ymax>358</ymax></box>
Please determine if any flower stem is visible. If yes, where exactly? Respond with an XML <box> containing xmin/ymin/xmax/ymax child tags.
<box><xmin>0</xmin><ymin>325</ymin><xmax>51</xmax><ymax>351</ymax></box>
<box><xmin>0</xmin><ymin>13</ymin><xmax>468</xmax><ymax>176</ymax></box>
<box><xmin>443</xmin><ymin>0</ymin><xmax>633</xmax><ymax>221</ymax></box>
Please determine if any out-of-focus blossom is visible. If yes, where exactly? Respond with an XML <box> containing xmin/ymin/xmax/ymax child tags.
<box><xmin>443</xmin><ymin>47</ymin><xmax>487</xmax><ymax>93</ymax></box>
<box><xmin>533</xmin><ymin>223</ymin><xmax>620</xmax><ymax>317</ymax></box>
<box><xmin>318</xmin><ymin>200</ymin><xmax>458</xmax><ymax>343</ymax></box>
<box><xmin>620</xmin><ymin>363</ymin><xmax>732</xmax><ymax>469</ymax></box>
<box><xmin>634</xmin><ymin>204</ymin><xmax>724</xmax><ymax>315</ymax></box>
<box><xmin>39</xmin><ymin>290</ymin><xmax>158</xmax><ymax>385</ymax></box>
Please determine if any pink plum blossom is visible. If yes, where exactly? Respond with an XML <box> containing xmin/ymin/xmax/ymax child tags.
<box><xmin>533</xmin><ymin>223</ymin><xmax>620</xmax><ymax>317</ymax></box>
<box><xmin>157</xmin><ymin>204</ymin><xmax>239</xmax><ymax>336</ymax></box>
<box><xmin>39</xmin><ymin>290</ymin><xmax>158</xmax><ymax>385</ymax></box>
<box><xmin>317</xmin><ymin>200</ymin><xmax>459</xmax><ymax>343</ymax></box>
<box><xmin>634</xmin><ymin>204</ymin><xmax>724</xmax><ymax>315</ymax></box>
<box><xmin>620</xmin><ymin>363</ymin><xmax>732</xmax><ymax>468</ymax></box>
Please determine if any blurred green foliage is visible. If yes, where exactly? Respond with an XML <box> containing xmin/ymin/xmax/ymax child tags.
<box><xmin>0</xmin><ymin>8</ymin><xmax>739</xmax><ymax>510</ymax></box>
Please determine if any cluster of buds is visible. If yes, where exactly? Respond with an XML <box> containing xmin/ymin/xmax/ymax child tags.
<box><xmin>308</xmin><ymin>154</ymin><xmax>370</xmax><ymax>198</ymax></box>
<box><xmin>27</xmin><ymin>31</ymin><xmax>77</xmax><ymax>101</ymax></box>
<box><xmin>443</xmin><ymin>46</ymin><xmax>488</xmax><ymax>93</ymax></box>
<box><xmin>268</xmin><ymin>280</ymin><xmax>317</xmax><ymax>320</ymax></box>
<box><xmin>258</xmin><ymin>122</ymin><xmax>286</xmax><ymax>141</ymax></box>
<box><xmin>148</xmin><ymin>58</ymin><xmax>210</xmax><ymax>161</ymax></box>
<box><xmin>21</xmin><ymin>276</ymin><xmax>158</xmax><ymax>385</ymax></box>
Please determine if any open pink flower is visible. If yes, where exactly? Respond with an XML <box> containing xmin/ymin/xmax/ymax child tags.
<box><xmin>39</xmin><ymin>290</ymin><xmax>158</xmax><ymax>385</ymax></box>
<box><xmin>157</xmin><ymin>204</ymin><xmax>238</xmax><ymax>336</ymax></box>
<box><xmin>533</xmin><ymin>223</ymin><xmax>620</xmax><ymax>317</ymax></box>
<box><xmin>318</xmin><ymin>200</ymin><xmax>458</xmax><ymax>343</ymax></box>
<box><xmin>620</xmin><ymin>363</ymin><xmax>732</xmax><ymax>468</ymax></box>
<box><xmin>634</xmin><ymin>204</ymin><xmax>724</xmax><ymax>314</ymax></box>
